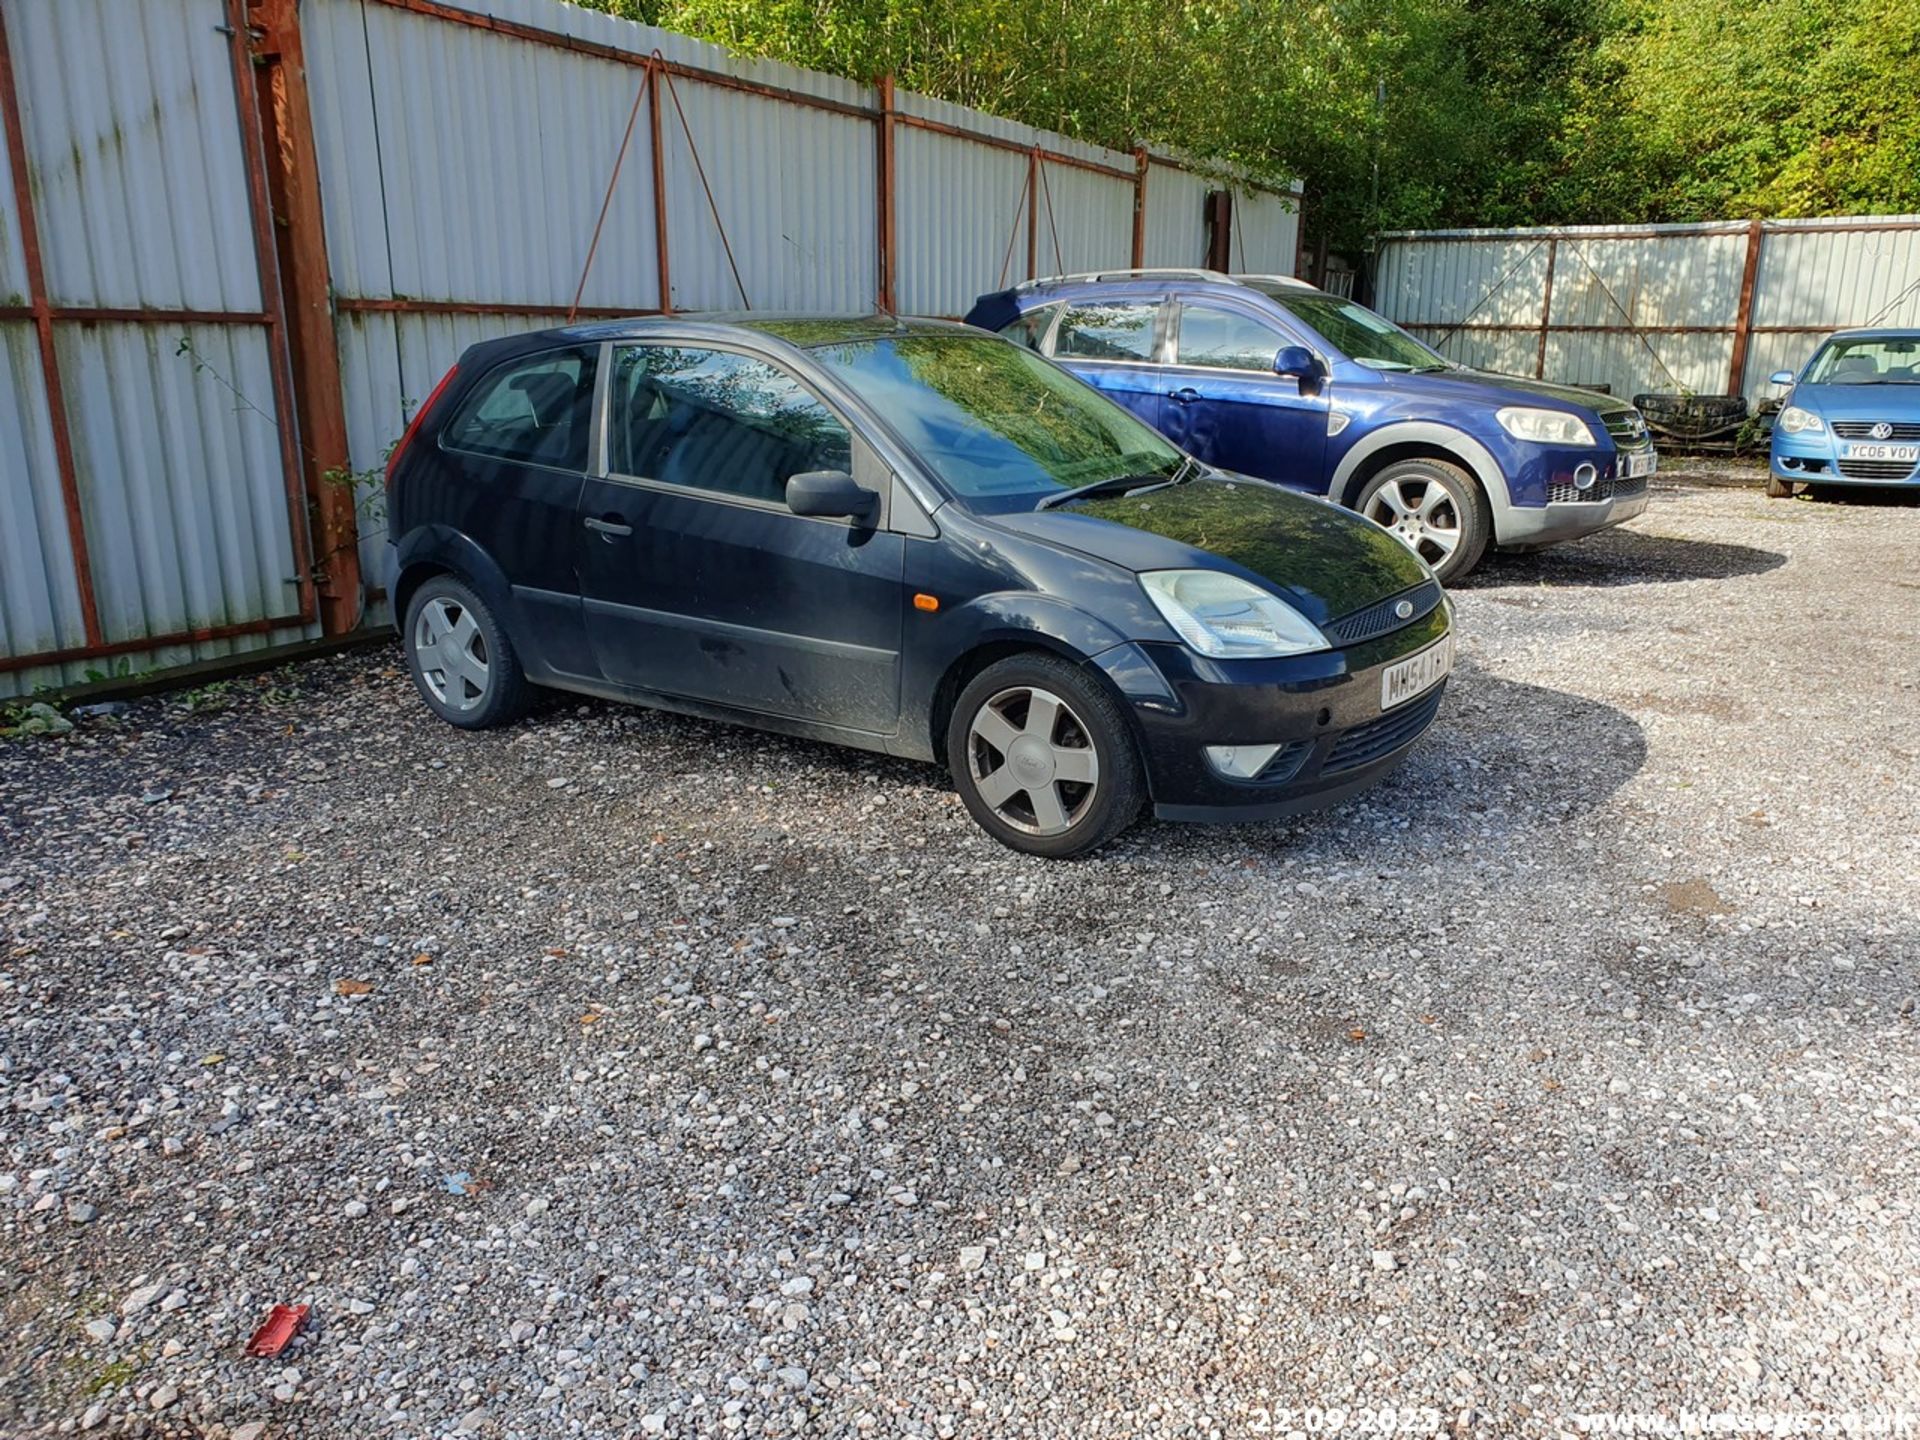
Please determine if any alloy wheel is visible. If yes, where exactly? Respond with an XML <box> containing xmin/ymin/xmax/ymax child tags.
<box><xmin>413</xmin><ymin>597</ymin><xmax>491</xmax><ymax>712</ymax></box>
<box><xmin>966</xmin><ymin>685</ymin><xmax>1101</xmax><ymax>837</ymax></box>
<box><xmin>1364</xmin><ymin>477</ymin><xmax>1461</xmax><ymax>568</ymax></box>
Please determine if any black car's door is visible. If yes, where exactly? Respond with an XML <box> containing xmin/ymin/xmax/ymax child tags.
<box><xmin>574</xmin><ymin>342</ymin><xmax>907</xmax><ymax>735</ymax></box>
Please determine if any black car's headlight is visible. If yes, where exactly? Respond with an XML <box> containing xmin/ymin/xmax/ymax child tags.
<box><xmin>1140</xmin><ymin>570</ymin><xmax>1329</xmax><ymax>659</ymax></box>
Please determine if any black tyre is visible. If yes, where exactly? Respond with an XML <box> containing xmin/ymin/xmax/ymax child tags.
<box><xmin>402</xmin><ymin>575</ymin><xmax>531</xmax><ymax>730</ymax></box>
<box><xmin>1764</xmin><ymin>472</ymin><xmax>1795</xmax><ymax>499</ymax></box>
<box><xmin>946</xmin><ymin>652</ymin><xmax>1145</xmax><ymax>859</ymax></box>
<box><xmin>1353</xmin><ymin>457</ymin><xmax>1491</xmax><ymax>582</ymax></box>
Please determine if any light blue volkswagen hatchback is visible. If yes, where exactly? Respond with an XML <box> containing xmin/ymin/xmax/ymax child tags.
<box><xmin>1768</xmin><ymin>328</ymin><xmax>1920</xmax><ymax>497</ymax></box>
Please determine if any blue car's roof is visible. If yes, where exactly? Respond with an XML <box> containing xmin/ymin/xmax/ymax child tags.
<box><xmin>1812</xmin><ymin>326</ymin><xmax>1920</xmax><ymax>344</ymax></box>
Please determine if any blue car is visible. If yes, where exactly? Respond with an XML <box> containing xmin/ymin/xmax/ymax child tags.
<box><xmin>1767</xmin><ymin>328</ymin><xmax>1920</xmax><ymax>497</ymax></box>
<box><xmin>965</xmin><ymin>270</ymin><xmax>1658</xmax><ymax>582</ymax></box>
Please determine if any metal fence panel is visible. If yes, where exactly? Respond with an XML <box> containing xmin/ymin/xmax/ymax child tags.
<box><xmin>1142</xmin><ymin>162</ymin><xmax>1208</xmax><ymax>268</ymax></box>
<box><xmin>1378</xmin><ymin>217</ymin><xmax>1920</xmax><ymax>403</ymax></box>
<box><xmin>7</xmin><ymin>0</ymin><xmax>263</xmax><ymax>312</ymax></box>
<box><xmin>1231</xmin><ymin>185</ymin><xmax>1301</xmax><ymax>277</ymax></box>
<box><xmin>0</xmin><ymin>0</ymin><xmax>314</xmax><ymax>697</ymax></box>
<box><xmin>660</xmin><ymin>76</ymin><xmax>875</xmax><ymax>312</ymax></box>
<box><xmin>1548</xmin><ymin>231</ymin><xmax>1747</xmax><ymax>330</ymax></box>
<box><xmin>56</xmin><ymin>322</ymin><xmax>305</xmax><ymax>647</ymax></box>
<box><xmin>1752</xmin><ymin>219</ymin><xmax>1920</xmax><ymax>332</ymax></box>
<box><xmin>309</xmin><ymin>0</ymin><xmax>665</xmax><ymax>311</ymax></box>
<box><xmin>894</xmin><ymin>124</ymin><xmax>1029</xmax><ymax>316</ymax></box>
<box><xmin>0</xmin><ymin>323</ymin><xmax>85</xmax><ymax>687</ymax></box>
<box><xmin>1030</xmin><ymin>160</ymin><xmax>1134</xmax><ymax>281</ymax></box>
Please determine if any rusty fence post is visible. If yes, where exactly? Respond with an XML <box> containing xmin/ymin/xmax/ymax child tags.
<box><xmin>246</xmin><ymin>0</ymin><xmax>362</xmax><ymax>635</ymax></box>
<box><xmin>876</xmin><ymin>74</ymin><xmax>897</xmax><ymax>312</ymax></box>
<box><xmin>1535</xmin><ymin>237</ymin><xmax>1558</xmax><ymax>378</ymax></box>
<box><xmin>1727</xmin><ymin>217</ymin><xmax>1766</xmax><ymax>397</ymax></box>
<box><xmin>1025</xmin><ymin>149</ymin><xmax>1039</xmax><ymax>281</ymax></box>
<box><xmin>1131</xmin><ymin>145</ymin><xmax>1147</xmax><ymax>269</ymax></box>
<box><xmin>649</xmin><ymin>56</ymin><xmax>671</xmax><ymax>312</ymax></box>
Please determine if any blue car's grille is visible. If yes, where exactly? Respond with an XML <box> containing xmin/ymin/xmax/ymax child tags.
<box><xmin>1547</xmin><ymin>468</ymin><xmax>1649</xmax><ymax>504</ymax></box>
<box><xmin>1322</xmin><ymin>687</ymin><xmax>1446</xmax><ymax>776</ymax></box>
<box><xmin>1325</xmin><ymin>579</ymin><xmax>1443</xmax><ymax>647</ymax></box>
<box><xmin>1833</xmin><ymin>421</ymin><xmax>1920</xmax><ymax>441</ymax></box>
<box><xmin>1837</xmin><ymin>458</ymin><xmax>1918</xmax><ymax>480</ymax></box>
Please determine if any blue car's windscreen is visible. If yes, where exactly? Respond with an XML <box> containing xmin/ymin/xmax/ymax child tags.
<box><xmin>807</xmin><ymin>335</ymin><xmax>1186</xmax><ymax>512</ymax></box>
<box><xmin>1803</xmin><ymin>335</ymin><xmax>1920</xmax><ymax>384</ymax></box>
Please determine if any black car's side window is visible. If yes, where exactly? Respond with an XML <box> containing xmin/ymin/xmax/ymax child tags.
<box><xmin>441</xmin><ymin>347</ymin><xmax>597</xmax><ymax>471</ymax></box>
<box><xmin>997</xmin><ymin>305</ymin><xmax>1057</xmax><ymax>351</ymax></box>
<box><xmin>609</xmin><ymin>346</ymin><xmax>853</xmax><ymax>506</ymax></box>
<box><xmin>1052</xmin><ymin>302</ymin><xmax>1158</xmax><ymax>362</ymax></box>
<box><xmin>1175</xmin><ymin>304</ymin><xmax>1286</xmax><ymax>372</ymax></box>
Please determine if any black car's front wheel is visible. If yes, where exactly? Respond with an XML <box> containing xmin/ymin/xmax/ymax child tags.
<box><xmin>947</xmin><ymin>653</ymin><xmax>1144</xmax><ymax>859</ymax></box>
<box><xmin>403</xmin><ymin>575</ymin><xmax>531</xmax><ymax>729</ymax></box>
<box><xmin>1355</xmin><ymin>458</ymin><xmax>1490</xmax><ymax>582</ymax></box>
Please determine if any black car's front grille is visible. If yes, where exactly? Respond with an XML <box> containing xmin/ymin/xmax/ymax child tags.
<box><xmin>1836</xmin><ymin>457</ymin><xmax>1919</xmax><ymax>480</ymax></box>
<box><xmin>1833</xmin><ymin>421</ymin><xmax>1920</xmax><ymax>441</ymax></box>
<box><xmin>1322</xmin><ymin>687</ymin><xmax>1446</xmax><ymax>776</ymax></box>
<box><xmin>1325</xmin><ymin>579</ymin><xmax>1443</xmax><ymax>647</ymax></box>
<box><xmin>1253</xmin><ymin>741</ymin><xmax>1313</xmax><ymax>785</ymax></box>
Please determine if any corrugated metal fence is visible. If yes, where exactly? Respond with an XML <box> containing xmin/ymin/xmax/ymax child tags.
<box><xmin>0</xmin><ymin>0</ymin><xmax>1300</xmax><ymax>697</ymax></box>
<box><xmin>1376</xmin><ymin>217</ymin><xmax>1920</xmax><ymax>405</ymax></box>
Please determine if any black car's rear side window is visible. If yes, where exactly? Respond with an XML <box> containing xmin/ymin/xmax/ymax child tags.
<box><xmin>441</xmin><ymin>346</ymin><xmax>598</xmax><ymax>471</ymax></box>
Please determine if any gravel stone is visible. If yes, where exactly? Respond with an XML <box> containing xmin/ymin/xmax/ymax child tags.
<box><xmin>2</xmin><ymin>474</ymin><xmax>1917</xmax><ymax>1437</ymax></box>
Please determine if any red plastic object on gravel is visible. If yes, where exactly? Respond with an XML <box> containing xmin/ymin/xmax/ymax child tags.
<box><xmin>244</xmin><ymin>1304</ymin><xmax>309</xmax><ymax>1358</ymax></box>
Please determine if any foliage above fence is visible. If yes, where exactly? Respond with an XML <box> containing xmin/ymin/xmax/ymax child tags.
<box><xmin>570</xmin><ymin>0</ymin><xmax>1920</xmax><ymax>262</ymax></box>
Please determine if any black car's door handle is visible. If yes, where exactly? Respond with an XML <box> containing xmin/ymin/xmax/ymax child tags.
<box><xmin>1168</xmin><ymin>387</ymin><xmax>1201</xmax><ymax>404</ymax></box>
<box><xmin>583</xmin><ymin>514</ymin><xmax>632</xmax><ymax>538</ymax></box>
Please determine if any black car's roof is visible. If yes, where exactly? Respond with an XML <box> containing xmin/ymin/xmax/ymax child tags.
<box><xmin>511</xmin><ymin>313</ymin><xmax>977</xmax><ymax>350</ymax></box>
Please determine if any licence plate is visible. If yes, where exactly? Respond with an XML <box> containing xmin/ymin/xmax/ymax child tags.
<box><xmin>1621</xmin><ymin>449</ymin><xmax>1657</xmax><ymax>479</ymax></box>
<box><xmin>1381</xmin><ymin>634</ymin><xmax>1454</xmax><ymax>711</ymax></box>
<box><xmin>1840</xmin><ymin>443</ymin><xmax>1919</xmax><ymax>462</ymax></box>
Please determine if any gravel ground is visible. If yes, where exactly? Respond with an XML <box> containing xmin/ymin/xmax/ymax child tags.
<box><xmin>3</xmin><ymin>471</ymin><xmax>1918</xmax><ymax>1440</ymax></box>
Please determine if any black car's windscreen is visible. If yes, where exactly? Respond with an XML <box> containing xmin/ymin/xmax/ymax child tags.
<box><xmin>807</xmin><ymin>335</ymin><xmax>1186</xmax><ymax>512</ymax></box>
<box><xmin>1247</xmin><ymin>286</ymin><xmax>1446</xmax><ymax>373</ymax></box>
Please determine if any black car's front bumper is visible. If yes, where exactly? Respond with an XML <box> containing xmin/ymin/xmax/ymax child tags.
<box><xmin>1089</xmin><ymin>605</ymin><xmax>1452</xmax><ymax>822</ymax></box>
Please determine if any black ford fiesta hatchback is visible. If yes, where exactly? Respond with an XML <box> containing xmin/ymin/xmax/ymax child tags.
<box><xmin>384</xmin><ymin>316</ymin><xmax>1454</xmax><ymax>857</ymax></box>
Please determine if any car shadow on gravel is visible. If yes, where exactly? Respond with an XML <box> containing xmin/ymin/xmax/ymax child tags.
<box><xmin>1460</xmin><ymin>525</ymin><xmax>1786</xmax><ymax>589</ymax></box>
<box><xmin>1133</xmin><ymin>654</ymin><xmax>1647</xmax><ymax>862</ymax></box>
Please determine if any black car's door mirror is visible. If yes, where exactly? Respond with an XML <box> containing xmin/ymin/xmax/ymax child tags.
<box><xmin>1768</xmin><ymin>370</ymin><xmax>1797</xmax><ymax>387</ymax></box>
<box><xmin>786</xmin><ymin>469</ymin><xmax>878</xmax><ymax>520</ymax></box>
<box><xmin>1273</xmin><ymin>345</ymin><xmax>1324</xmax><ymax>384</ymax></box>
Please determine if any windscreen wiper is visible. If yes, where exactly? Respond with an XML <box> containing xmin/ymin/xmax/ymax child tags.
<box><xmin>1037</xmin><ymin>455</ymin><xmax>1199</xmax><ymax>510</ymax></box>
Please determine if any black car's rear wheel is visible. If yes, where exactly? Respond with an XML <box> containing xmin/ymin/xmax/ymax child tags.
<box><xmin>947</xmin><ymin>653</ymin><xmax>1144</xmax><ymax>858</ymax></box>
<box><xmin>403</xmin><ymin>575</ymin><xmax>530</xmax><ymax>729</ymax></box>
<box><xmin>1355</xmin><ymin>458</ymin><xmax>1490</xmax><ymax>582</ymax></box>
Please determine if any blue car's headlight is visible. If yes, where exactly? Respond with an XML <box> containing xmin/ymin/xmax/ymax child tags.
<box><xmin>1495</xmin><ymin>406</ymin><xmax>1599</xmax><ymax>446</ymax></box>
<box><xmin>1140</xmin><ymin>570</ymin><xmax>1328</xmax><ymax>658</ymax></box>
<box><xmin>1778</xmin><ymin>405</ymin><xmax>1826</xmax><ymax>435</ymax></box>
